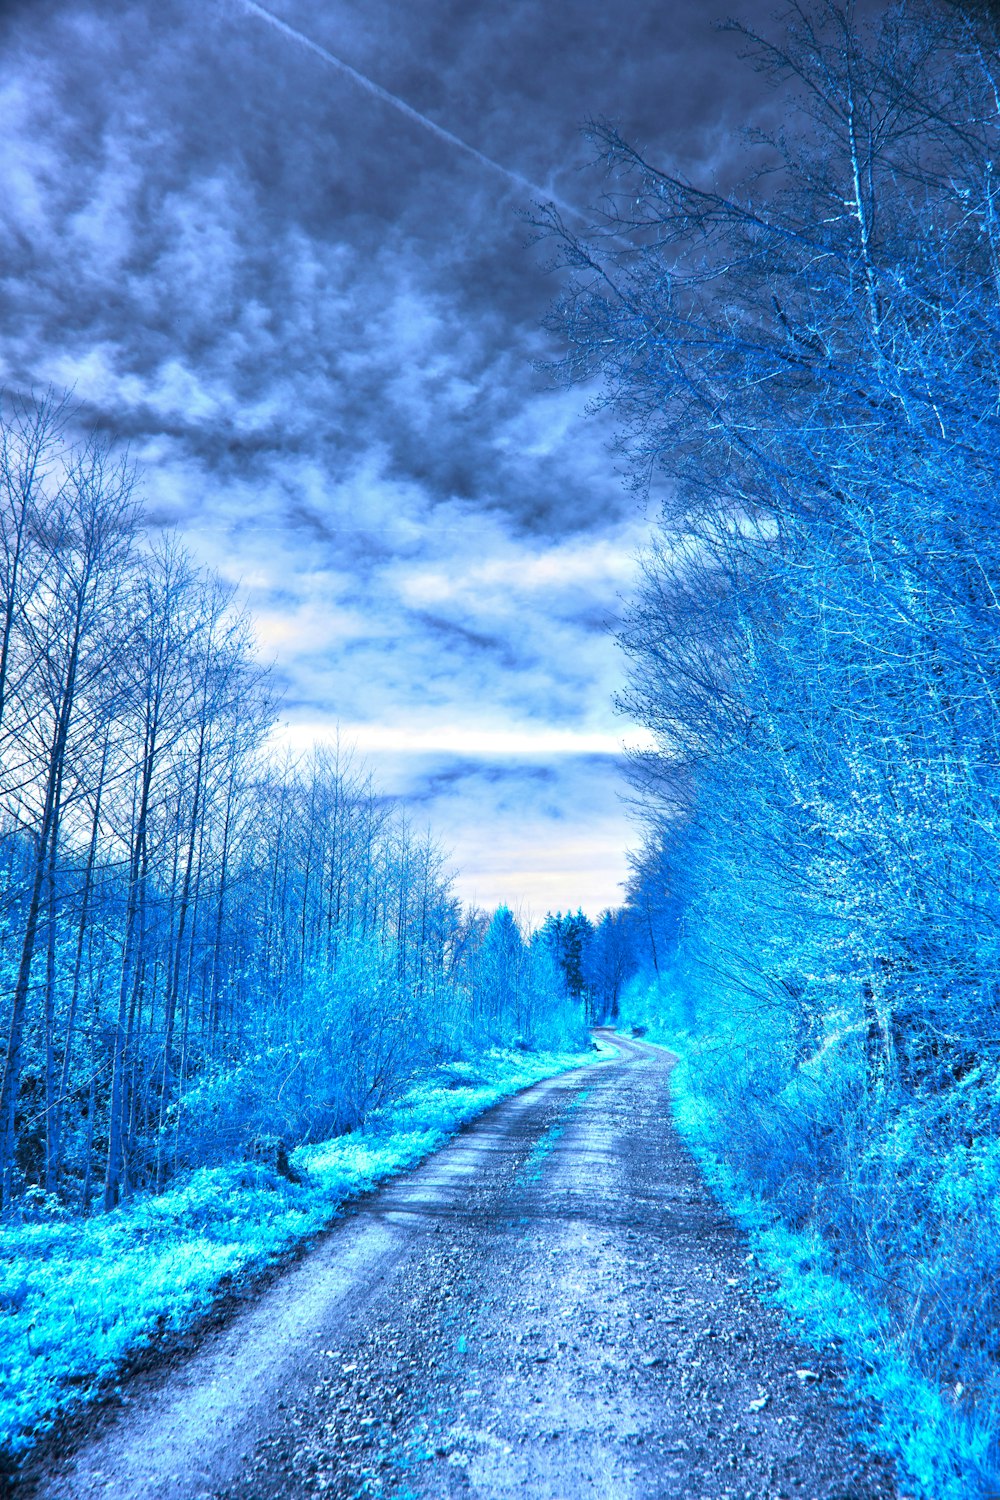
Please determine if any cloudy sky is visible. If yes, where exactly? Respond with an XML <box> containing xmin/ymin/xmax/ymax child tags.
<box><xmin>0</xmin><ymin>0</ymin><xmax>777</xmax><ymax>917</ymax></box>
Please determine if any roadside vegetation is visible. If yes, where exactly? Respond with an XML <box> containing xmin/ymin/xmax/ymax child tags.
<box><xmin>546</xmin><ymin>2</ymin><xmax>1000</xmax><ymax>1495</ymax></box>
<box><xmin>0</xmin><ymin>1043</ymin><xmax>597</xmax><ymax>1465</ymax></box>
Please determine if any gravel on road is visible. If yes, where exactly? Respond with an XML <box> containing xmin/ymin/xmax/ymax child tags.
<box><xmin>26</xmin><ymin>1034</ymin><xmax>897</xmax><ymax>1500</ymax></box>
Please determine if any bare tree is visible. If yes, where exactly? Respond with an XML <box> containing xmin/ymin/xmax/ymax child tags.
<box><xmin>0</xmin><ymin>427</ymin><xmax>139</xmax><ymax>1206</ymax></box>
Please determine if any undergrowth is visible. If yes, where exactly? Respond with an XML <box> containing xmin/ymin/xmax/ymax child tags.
<box><xmin>621</xmin><ymin>984</ymin><xmax>1000</xmax><ymax>1500</ymax></box>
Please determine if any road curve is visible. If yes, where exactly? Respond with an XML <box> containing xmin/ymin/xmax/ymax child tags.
<box><xmin>27</xmin><ymin>1034</ymin><xmax>895</xmax><ymax>1499</ymax></box>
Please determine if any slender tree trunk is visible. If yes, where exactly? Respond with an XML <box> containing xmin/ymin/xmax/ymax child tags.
<box><xmin>0</xmin><ymin>628</ymin><xmax>80</xmax><ymax>1206</ymax></box>
<box><xmin>53</xmin><ymin>730</ymin><xmax>109</xmax><ymax>1194</ymax></box>
<box><xmin>43</xmin><ymin>829</ymin><xmax>59</xmax><ymax>1194</ymax></box>
<box><xmin>104</xmin><ymin>734</ymin><xmax>156</xmax><ymax>1212</ymax></box>
<box><xmin>155</xmin><ymin>728</ymin><xmax>207</xmax><ymax>1191</ymax></box>
<box><xmin>209</xmin><ymin>758</ymin><xmax>237</xmax><ymax>1053</ymax></box>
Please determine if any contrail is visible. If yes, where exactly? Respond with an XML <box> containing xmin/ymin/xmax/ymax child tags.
<box><xmin>236</xmin><ymin>0</ymin><xmax>583</xmax><ymax>221</ymax></box>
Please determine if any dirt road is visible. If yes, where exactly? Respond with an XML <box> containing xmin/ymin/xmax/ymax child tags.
<box><xmin>28</xmin><ymin>1035</ymin><xmax>896</xmax><ymax>1499</ymax></box>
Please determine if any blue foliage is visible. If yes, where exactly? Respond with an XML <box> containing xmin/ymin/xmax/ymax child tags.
<box><xmin>547</xmin><ymin>4</ymin><xmax>1000</xmax><ymax>1493</ymax></box>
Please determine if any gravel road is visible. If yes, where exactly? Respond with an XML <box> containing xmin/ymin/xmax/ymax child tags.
<box><xmin>28</xmin><ymin>1034</ymin><xmax>897</xmax><ymax>1499</ymax></box>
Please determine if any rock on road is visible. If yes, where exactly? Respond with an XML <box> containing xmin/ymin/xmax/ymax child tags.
<box><xmin>30</xmin><ymin>1034</ymin><xmax>896</xmax><ymax>1500</ymax></box>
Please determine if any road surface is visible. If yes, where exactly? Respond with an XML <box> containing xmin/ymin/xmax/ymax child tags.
<box><xmin>27</xmin><ymin>1034</ymin><xmax>896</xmax><ymax>1499</ymax></box>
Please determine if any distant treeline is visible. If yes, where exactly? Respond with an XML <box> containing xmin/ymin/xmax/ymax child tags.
<box><xmin>0</xmin><ymin>398</ymin><xmax>583</xmax><ymax>1216</ymax></box>
<box><xmin>550</xmin><ymin>1</ymin><xmax>1000</xmax><ymax>1490</ymax></box>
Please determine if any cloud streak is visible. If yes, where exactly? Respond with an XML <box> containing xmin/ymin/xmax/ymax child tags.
<box><xmin>235</xmin><ymin>0</ymin><xmax>584</xmax><ymax>220</ymax></box>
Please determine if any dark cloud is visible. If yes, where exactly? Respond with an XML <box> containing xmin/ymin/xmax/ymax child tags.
<box><xmin>415</xmin><ymin>613</ymin><xmax>535</xmax><ymax>672</ymax></box>
<box><xmin>403</xmin><ymin>759</ymin><xmax>561</xmax><ymax>803</ymax></box>
<box><xmin>0</xmin><ymin>0</ymin><xmax>785</xmax><ymax>911</ymax></box>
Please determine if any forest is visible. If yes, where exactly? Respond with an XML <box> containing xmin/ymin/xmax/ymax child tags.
<box><xmin>0</xmin><ymin>396</ymin><xmax>601</xmax><ymax>1221</ymax></box>
<box><xmin>550</xmin><ymin>0</ymin><xmax>1000</xmax><ymax>1491</ymax></box>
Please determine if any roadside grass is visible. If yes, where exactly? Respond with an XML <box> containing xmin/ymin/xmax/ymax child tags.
<box><xmin>630</xmin><ymin>1019</ymin><xmax>996</xmax><ymax>1500</ymax></box>
<box><xmin>0</xmin><ymin>1043</ymin><xmax>603</xmax><ymax>1464</ymax></box>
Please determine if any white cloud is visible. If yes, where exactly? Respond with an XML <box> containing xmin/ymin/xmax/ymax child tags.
<box><xmin>273</xmin><ymin>721</ymin><xmax>653</xmax><ymax>757</ymax></box>
<box><xmin>397</xmin><ymin>530</ymin><xmax>640</xmax><ymax>609</ymax></box>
